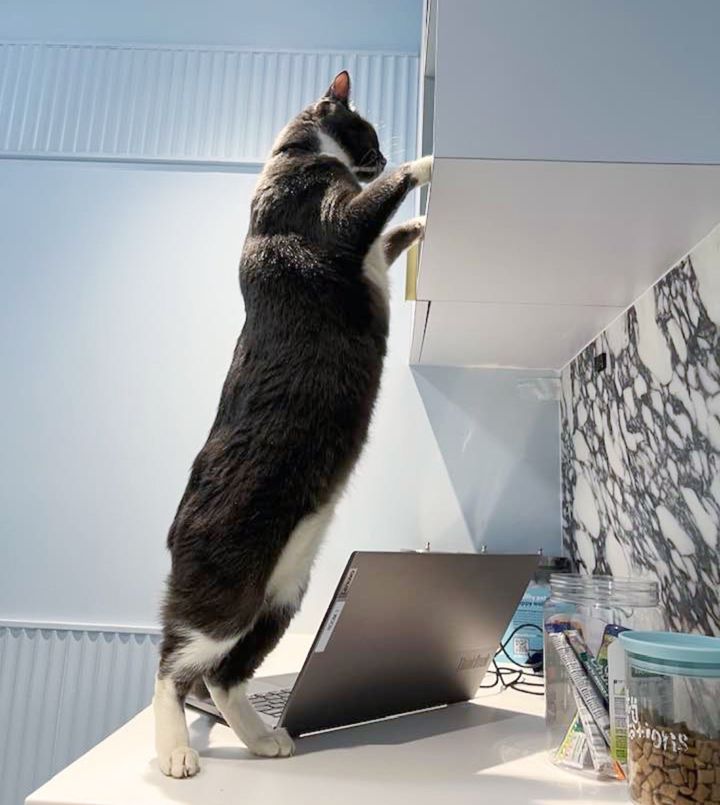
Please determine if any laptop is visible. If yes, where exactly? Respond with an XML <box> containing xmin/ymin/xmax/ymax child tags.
<box><xmin>186</xmin><ymin>550</ymin><xmax>538</xmax><ymax>737</ymax></box>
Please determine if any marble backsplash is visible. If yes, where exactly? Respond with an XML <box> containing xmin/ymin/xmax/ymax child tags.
<box><xmin>561</xmin><ymin>224</ymin><xmax>720</xmax><ymax>634</ymax></box>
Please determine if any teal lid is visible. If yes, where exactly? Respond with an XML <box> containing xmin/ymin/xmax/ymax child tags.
<box><xmin>620</xmin><ymin>631</ymin><xmax>720</xmax><ymax>677</ymax></box>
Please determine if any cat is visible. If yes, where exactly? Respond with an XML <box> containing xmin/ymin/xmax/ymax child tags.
<box><xmin>153</xmin><ymin>70</ymin><xmax>432</xmax><ymax>777</ymax></box>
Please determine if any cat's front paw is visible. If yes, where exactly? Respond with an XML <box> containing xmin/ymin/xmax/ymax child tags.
<box><xmin>158</xmin><ymin>746</ymin><xmax>201</xmax><ymax>778</ymax></box>
<box><xmin>409</xmin><ymin>155</ymin><xmax>433</xmax><ymax>186</ymax></box>
<box><xmin>247</xmin><ymin>727</ymin><xmax>295</xmax><ymax>758</ymax></box>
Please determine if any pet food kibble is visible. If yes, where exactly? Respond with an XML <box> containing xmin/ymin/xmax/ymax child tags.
<box><xmin>650</xmin><ymin>754</ymin><xmax>665</xmax><ymax>767</ymax></box>
<box><xmin>670</xmin><ymin>769</ymin><xmax>686</xmax><ymax>786</ymax></box>
<box><xmin>699</xmin><ymin>744</ymin><xmax>714</xmax><ymax>764</ymax></box>
<box><xmin>628</xmin><ymin>732</ymin><xmax>720</xmax><ymax>805</ymax></box>
<box><xmin>649</xmin><ymin>769</ymin><xmax>666</xmax><ymax>788</ymax></box>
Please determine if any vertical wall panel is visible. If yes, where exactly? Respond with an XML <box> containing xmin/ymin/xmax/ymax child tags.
<box><xmin>0</xmin><ymin>43</ymin><xmax>418</xmax><ymax>164</ymax></box>
<box><xmin>0</xmin><ymin>625</ymin><xmax>160</xmax><ymax>805</ymax></box>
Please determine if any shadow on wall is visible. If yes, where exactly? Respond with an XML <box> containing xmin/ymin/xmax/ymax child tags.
<box><xmin>412</xmin><ymin>366</ymin><xmax>562</xmax><ymax>556</ymax></box>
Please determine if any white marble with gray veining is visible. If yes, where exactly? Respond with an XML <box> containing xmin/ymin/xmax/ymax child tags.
<box><xmin>561</xmin><ymin>224</ymin><xmax>720</xmax><ymax>634</ymax></box>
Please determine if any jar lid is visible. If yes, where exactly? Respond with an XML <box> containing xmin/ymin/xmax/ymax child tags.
<box><xmin>549</xmin><ymin>573</ymin><xmax>659</xmax><ymax>605</ymax></box>
<box><xmin>587</xmin><ymin>575</ymin><xmax>659</xmax><ymax>606</ymax></box>
<box><xmin>620</xmin><ymin>631</ymin><xmax>720</xmax><ymax>677</ymax></box>
<box><xmin>549</xmin><ymin>573</ymin><xmax>587</xmax><ymax>598</ymax></box>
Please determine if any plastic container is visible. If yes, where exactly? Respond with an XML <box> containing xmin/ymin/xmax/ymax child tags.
<box><xmin>544</xmin><ymin>574</ymin><xmax>664</xmax><ymax>779</ymax></box>
<box><xmin>620</xmin><ymin>631</ymin><xmax>720</xmax><ymax>805</ymax></box>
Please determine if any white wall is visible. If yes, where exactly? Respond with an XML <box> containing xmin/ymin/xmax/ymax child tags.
<box><xmin>0</xmin><ymin>0</ymin><xmax>422</xmax><ymax>52</ymax></box>
<box><xmin>0</xmin><ymin>158</ymin><xmax>562</xmax><ymax>634</ymax></box>
<box><xmin>0</xmin><ymin>161</ymin><xmax>252</xmax><ymax>627</ymax></box>
<box><xmin>0</xmin><ymin>0</ymin><xmax>563</xmax><ymax>637</ymax></box>
<box><xmin>0</xmin><ymin>159</ymin><xmax>479</xmax><ymax>632</ymax></box>
<box><xmin>413</xmin><ymin>367</ymin><xmax>561</xmax><ymax>555</ymax></box>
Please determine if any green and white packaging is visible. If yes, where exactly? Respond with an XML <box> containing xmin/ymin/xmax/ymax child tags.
<box><xmin>607</xmin><ymin>637</ymin><xmax>628</xmax><ymax>767</ymax></box>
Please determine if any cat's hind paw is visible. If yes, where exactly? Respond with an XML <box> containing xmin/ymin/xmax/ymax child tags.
<box><xmin>248</xmin><ymin>727</ymin><xmax>295</xmax><ymax>758</ymax></box>
<box><xmin>158</xmin><ymin>746</ymin><xmax>201</xmax><ymax>778</ymax></box>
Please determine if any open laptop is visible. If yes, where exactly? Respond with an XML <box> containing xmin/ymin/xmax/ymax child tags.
<box><xmin>186</xmin><ymin>550</ymin><xmax>538</xmax><ymax>737</ymax></box>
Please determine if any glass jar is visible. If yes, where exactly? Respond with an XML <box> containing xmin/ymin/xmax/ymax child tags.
<box><xmin>545</xmin><ymin>573</ymin><xmax>588</xmax><ymax>756</ymax></box>
<box><xmin>620</xmin><ymin>631</ymin><xmax>720</xmax><ymax>805</ymax></box>
<box><xmin>544</xmin><ymin>574</ymin><xmax>665</xmax><ymax>779</ymax></box>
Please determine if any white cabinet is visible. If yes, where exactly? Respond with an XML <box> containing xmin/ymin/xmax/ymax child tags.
<box><xmin>412</xmin><ymin>0</ymin><xmax>720</xmax><ymax>369</ymax></box>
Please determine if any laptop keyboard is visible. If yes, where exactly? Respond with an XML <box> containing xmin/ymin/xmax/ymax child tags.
<box><xmin>248</xmin><ymin>688</ymin><xmax>292</xmax><ymax>718</ymax></box>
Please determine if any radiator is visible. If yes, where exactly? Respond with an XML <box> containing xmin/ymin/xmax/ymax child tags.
<box><xmin>0</xmin><ymin>42</ymin><xmax>418</xmax><ymax>166</ymax></box>
<box><xmin>0</xmin><ymin>623</ymin><xmax>160</xmax><ymax>805</ymax></box>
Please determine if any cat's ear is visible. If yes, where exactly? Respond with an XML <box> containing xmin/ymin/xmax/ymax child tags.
<box><xmin>325</xmin><ymin>71</ymin><xmax>351</xmax><ymax>106</ymax></box>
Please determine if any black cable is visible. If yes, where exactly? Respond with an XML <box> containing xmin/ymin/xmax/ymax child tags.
<box><xmin>478</xmin><ymin>622</ymin><xmax>546</xmax><ymax>696</ymax></box>
<box><xmin>479</xmin><ymin>659</ymin><xmax>517</xmax><ymax>689</ymax></box>
<box><xmin>477</xmin><ymin>660</ymin><xmax>504</xmax><ymax>689</ymax></box>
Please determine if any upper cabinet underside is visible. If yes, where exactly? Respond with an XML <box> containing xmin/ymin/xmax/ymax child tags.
<box><xmin>412</xmin><ymin>0</ymin><xmax>720</xmax><ymax>370</ymax></box>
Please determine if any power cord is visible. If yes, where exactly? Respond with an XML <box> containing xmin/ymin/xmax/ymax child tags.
<box><xmin>478</xmin><ymin>623</ymin><xmax>545</xmax><ymax>697</ymax></box>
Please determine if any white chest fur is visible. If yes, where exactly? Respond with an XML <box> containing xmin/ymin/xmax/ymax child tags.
<box><xmin>317</xmin><ymin>131</ymin><xmax>352</xmax><ymax>167</ymax></box>
<box><xmin>265</xmin><ymin>500</ymin><xmax>338</xmax><ymax>610</ymax></box>
<box><xmin>363</xmin><ymin>236</ymin><xmax>390</xmax><ymax>302</ymax></box>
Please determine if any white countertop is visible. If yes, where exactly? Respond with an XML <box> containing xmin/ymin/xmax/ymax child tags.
<box><xmin>27</xmin><ymin>633</ymin><xmax>628</xmax><ymax>805</ymax></box>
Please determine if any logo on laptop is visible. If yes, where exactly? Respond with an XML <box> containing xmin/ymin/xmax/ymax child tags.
<box><xmin>314</xmin><ymin>601</ymin><xmax>346</xmax><ymax>653</ymax></box>
<box><xmin>456</xmin><ymin>649</ymin><xmax>492</xmax><ymax>672</ymax></box>
<box><xmin>337</xmin><ymin>567</ymin><xmax>357</xmax><ymax>600</ymax></box>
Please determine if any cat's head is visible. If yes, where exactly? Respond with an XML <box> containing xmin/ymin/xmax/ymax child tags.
<box><xmin>313</xmin><ymin>71</ymin><xmax>387</xmax><ymax>181</ymax></box>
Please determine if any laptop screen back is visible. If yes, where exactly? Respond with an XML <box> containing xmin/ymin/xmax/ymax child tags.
<box><xmin>280</xmin><ymin>551</ymin><xmax>538</xmax><ymax>735</ymax></box>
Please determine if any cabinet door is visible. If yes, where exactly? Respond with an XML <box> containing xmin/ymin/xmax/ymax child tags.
<box><xmin>433</xmin><ymin>0</ymin><xmax>720</xmax><ymax>164</ymax></box>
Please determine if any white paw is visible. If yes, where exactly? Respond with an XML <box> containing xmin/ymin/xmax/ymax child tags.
<box><xmin>248</xmin><ymin>728</ymin><xmax>295</xmax><ymax>758</ymax></box>
<box><xmin>158</xmin><ymin>746</ymin><xmax>200</xmax><ymax>778</ymax></box>
<box><xmin>410</xmin><ymin>155</ymin><xmax>433</xmax><ymax>186</ymax></box>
